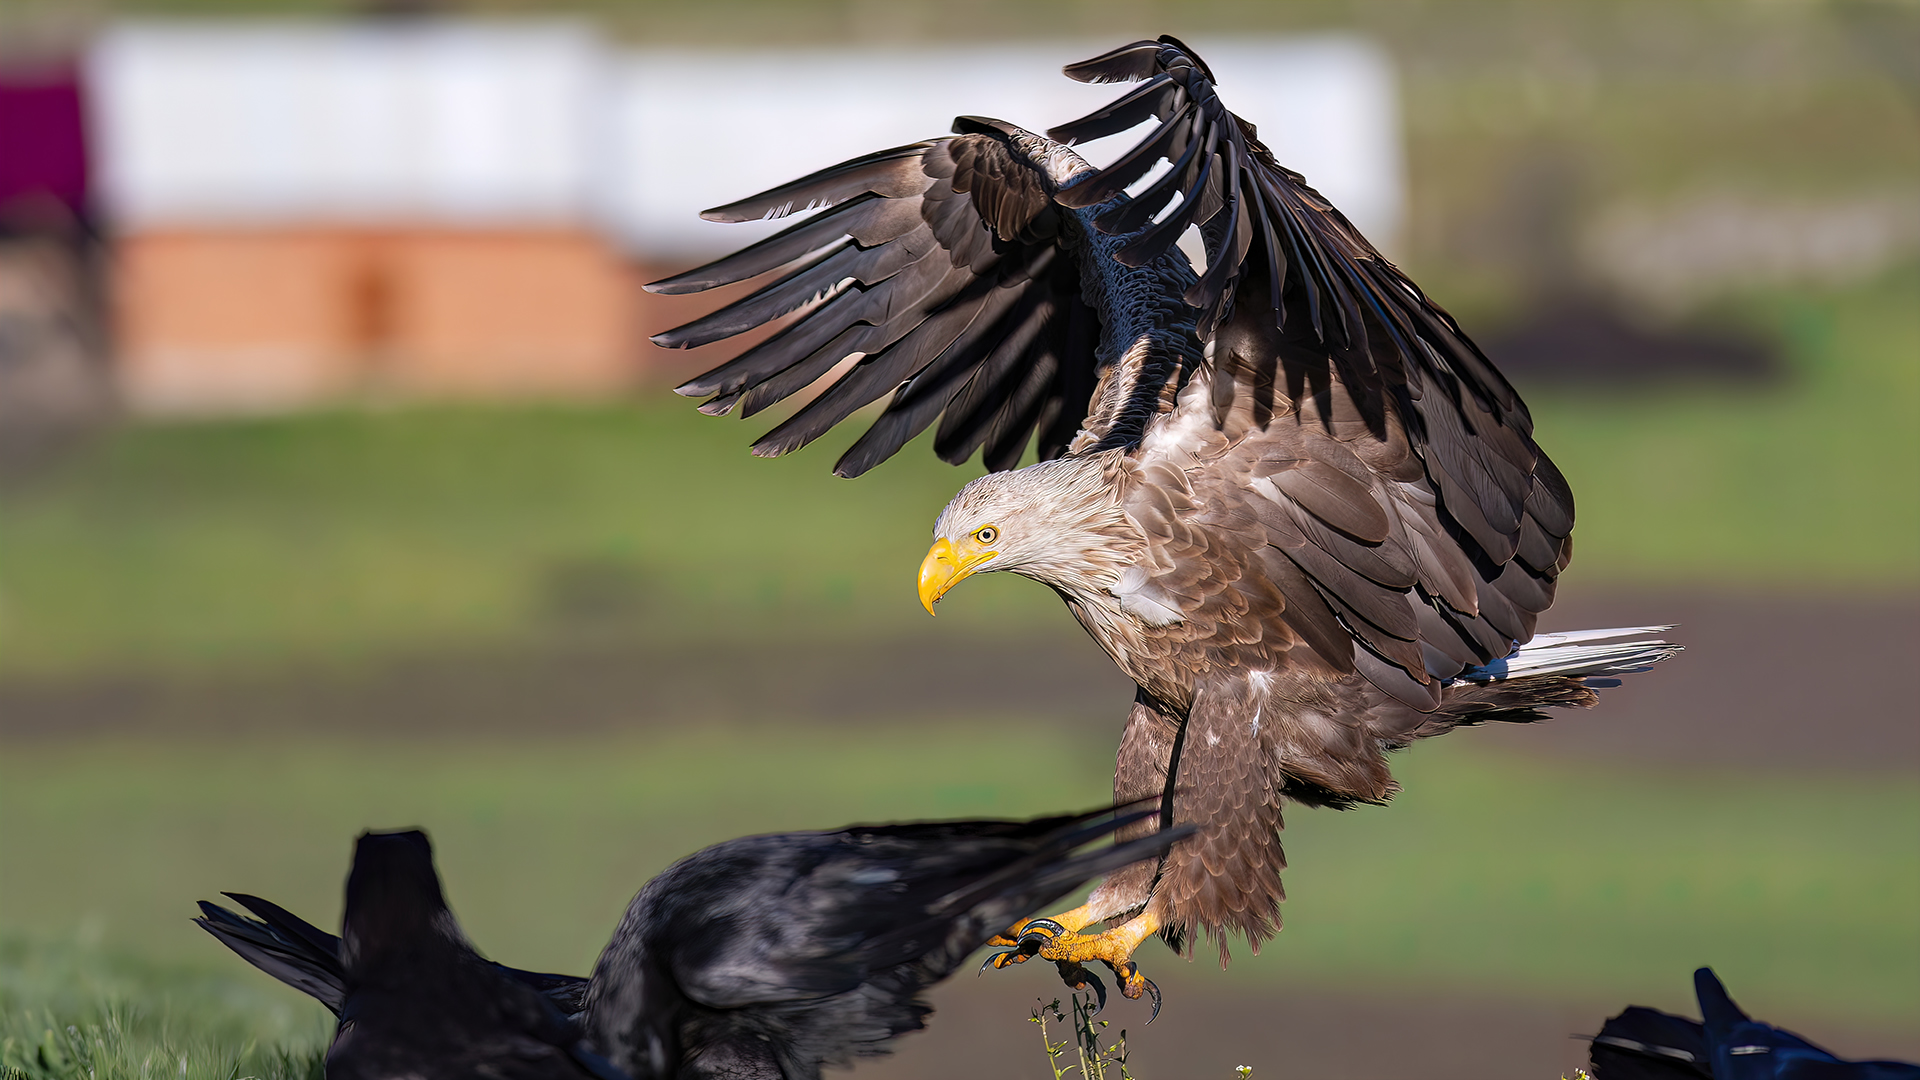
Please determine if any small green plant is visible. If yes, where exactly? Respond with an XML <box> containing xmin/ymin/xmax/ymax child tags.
<box><xmin>1031</xmin><ymin>993</ymin><xmax>1132</xmax><ymax>1080</ymax></box>
<box><xmin>1030</xmin><ymin>993</ymin><xmax>1253</xmax><ymax>1080</ymax></box>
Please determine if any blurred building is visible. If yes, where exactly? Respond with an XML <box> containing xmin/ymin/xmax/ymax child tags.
<box><xmin>79</xmin><ymin>23</ymin><xmax>1404</xmax><ymax>414</ymax></box>
<box><xmin>89</xmin><ymin>23</ymin><xmax>631</xmax><ymax>412</ymax></box>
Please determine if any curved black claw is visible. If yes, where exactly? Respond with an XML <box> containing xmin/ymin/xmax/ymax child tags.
<box><xmin>1053</xmin><ymin>960</ymin><xmax>1107</xmax><ymax>1014</ymax></box>
<box><xmin>1016</xmin><ymin>918</ymin><xmax>1067</xmax><ymax>946</ymax></box>
<box><xmin>1142</xmin><ymin>976</ymin><xmax>1162</xmax><ymax>1024</ymax></box>
<box><xmin>979</xmin><ymin>948</ymin><xmax>1026</xmax><ymax>974</ymax></box>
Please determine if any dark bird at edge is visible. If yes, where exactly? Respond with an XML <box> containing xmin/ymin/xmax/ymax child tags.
<box><xmin>198</xmin><ymin>808</ymin><xmax>1187</xmax><ymax>1080</ymax></box>
<box><xmin>1589</xmin><ymin>967</ymin><xmax>1920</xmax><ymax>1080</ymax></box>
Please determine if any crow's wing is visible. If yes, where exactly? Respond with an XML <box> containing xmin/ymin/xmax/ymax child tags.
<box><xmin>588</xmin><ymin>809</ymin><xmax>1186</xmax><ymax>1080</ymax></box>
<box><xmin>657</xmin><ymin>118</ymin><xmax>1107</xmax><ymax>476</ymax></box>
<box><xmin>1589</xmin><ymin>1005</ymin><xmax>1713</xmax><ymax>1080</ymax></box>
<box><xmin>658</xmin><ymin>810</ymin><xmax>1165</xmax><ymax>1008</ymax></box>
<box><xmin>1586</xmin><ymin>970</ymin><xmax>1920</xmax><ymax>1080</ymax></box>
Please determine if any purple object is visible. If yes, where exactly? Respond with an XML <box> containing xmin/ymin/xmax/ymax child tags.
<box><xmin>0</xmin><ymin>65</ymin><xmax>88</xmax><ymax>221</ymax></box>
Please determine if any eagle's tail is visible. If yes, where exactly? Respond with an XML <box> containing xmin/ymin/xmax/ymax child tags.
<box><xmin>1455</xmin><ymin>625</ymin><xmax>1681</xmax><ymax>688</ymax></box>
<box><xmin>1404</xmin><ymin>626</ymin><xmax>1679</xmax><ymax>732</ymax></box>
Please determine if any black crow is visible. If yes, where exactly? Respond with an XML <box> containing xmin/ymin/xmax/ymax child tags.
<box><xmin>199</xmin><ymin>808</ymin><xmax>1186</xmax><ymax>1080</ymax></box>
<box><xmin>1590</xmin><ymin>967</ymin><xmax>1919</xmax><ymax>1080</ymax></box>
<box><xmin>200</xmin><ymin>830</ymin><xmax>620</xmax><ymax>1080</ymax></box>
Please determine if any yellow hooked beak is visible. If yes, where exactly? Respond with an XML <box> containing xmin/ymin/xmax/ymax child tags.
<box><xmin>917</xmin><ymin>537</ymin><xmax>997</xmax><ymax>615</ymax></box>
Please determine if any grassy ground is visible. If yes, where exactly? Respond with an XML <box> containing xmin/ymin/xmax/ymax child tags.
<box><xmin>0</xmin><ymin>943</ymin><xmax>324</xmax><ymax>1080</ymax></box>
<box><xmin>0</xmin><ymin>6</ymin><xmax>1912</xmax><ymax>1075</ymax></box>
<box><xmin>1</xmin><ymin>267</ymin><xmax>1913</xmax><ymax>682</ymax></box>
<box><xmin>1525</xmin><ymin>268</ymin><xmax>1920</xmax><ymax>586</ymax></box>
<box><xmin>4</xmin><ymin>726</ymin><xmax>1915</xmax><ymax>1033</ymax></box>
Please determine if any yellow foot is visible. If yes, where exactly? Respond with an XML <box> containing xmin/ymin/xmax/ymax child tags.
<box><xmin>982</xmin><ymin>909</ymin><xmax>1163</xmax><ymax>1020</ymax></box>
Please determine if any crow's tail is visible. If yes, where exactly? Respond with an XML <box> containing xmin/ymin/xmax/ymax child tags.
<box><xmin>195</xmin><ymin>893</ymin><xmax>346</xmax><ymax>1015</ymax></box>
<box><xmin>197</xmin><ymin>887</ymin><xmax>590</xmax><ymax>1018</ymax></box>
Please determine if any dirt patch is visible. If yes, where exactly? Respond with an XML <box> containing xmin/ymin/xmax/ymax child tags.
<box><xmin>0</xmin><ymin>629</ymin><xmax>1128</xmax><ymax>740</ymax></box>
<box><xmin>3</xmin><ymin>586</ymin><xmax>1912</xmax><ymax>770</ymax></box>
<box><xmin>1475</xmin><ymin>586</ymin><xmax>1918</xmax><ymax>769</ymax></box>
<box><xmin>851</xmin><ymin>969</ymin><xmax>1920</xmax><ymax>1080</ymax></box>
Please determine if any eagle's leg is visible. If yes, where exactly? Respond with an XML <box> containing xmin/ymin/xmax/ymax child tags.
<box><xmin>985</xmin><ymin>693</ymin><xmax>1177</xmax><ymax>1009</ymax></box>
<box><xmin>990</xmin><ymin>901</ymin><xmax>1103</xmax><ymax>944</ymax></box>
<box><xmin>985</xmin><ymin>911</ymin><xmax>1163</xmax><ymax>1007</ymax></box>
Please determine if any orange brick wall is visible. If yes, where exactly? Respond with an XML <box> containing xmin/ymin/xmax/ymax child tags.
<box><xmin>116</xmin><ymin>230</ymin><xmax>363</xmax><ymax>412</ymax></box>
<box><xmin>115</xmin><ymin>228</ymin><xmax>645</xmax><ymax>413</ymax></box>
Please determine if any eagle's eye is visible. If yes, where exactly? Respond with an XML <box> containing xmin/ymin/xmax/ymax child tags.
<box><xmin>975</xmin><ymin>526</ymin><xmax>999</xmax><ymax>545</ymax></box>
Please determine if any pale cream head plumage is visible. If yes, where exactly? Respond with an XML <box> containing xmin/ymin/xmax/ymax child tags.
<box><xmin>918</xmin><ymin>456</ymin><xmax>1135</xmax><ymax>615</ymax></box>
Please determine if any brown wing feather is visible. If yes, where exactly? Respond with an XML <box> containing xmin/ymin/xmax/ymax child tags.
<box><xmin>1069</xmin><ymin>38</ymin><xmax>1573</xmax><ymax>712</ymax></box>
<box><xmin>656</xmin><ymin>125</ymin><xmax>1102</xmax><ymax>478</ymax></box>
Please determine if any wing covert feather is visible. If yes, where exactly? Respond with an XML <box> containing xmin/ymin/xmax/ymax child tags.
<box><xmin>659</xmin><ymin>125</ymin><xmax>1106</xmax><ymax>477</ymax></box>
<box><xmin>1073</xmin><ymin>38</ymin><xmax>1575</xmax><ymax>702</ymax></box>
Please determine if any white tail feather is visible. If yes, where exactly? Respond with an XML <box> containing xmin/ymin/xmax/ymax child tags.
<box><xmin>1453</xmin><ymin>626</ymin><xmax>1681</xmax><ymax>684</ymax></box>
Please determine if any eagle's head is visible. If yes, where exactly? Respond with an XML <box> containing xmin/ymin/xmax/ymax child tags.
<box><xmin>917</xmin><ymin>456</ymin><xmax>1134</xmax><ymax>615</ymax></box>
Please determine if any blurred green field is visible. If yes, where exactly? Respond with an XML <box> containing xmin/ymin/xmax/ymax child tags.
<box><xmin>4</xmin><ymin>726</ymin><xmax>1916</xmax><ymax>1035</ymax></box>
<box><xmin>2</xmin><ymin>5</ymin><xmax>1914</xmax><ymax>1070</ymax></box>
<box><xmin>0</xmin><ymin>267</ymin><xmax>1912</xmax><ymax>682</ymax></box>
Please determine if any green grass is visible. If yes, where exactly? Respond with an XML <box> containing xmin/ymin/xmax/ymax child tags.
<box><xmin>1525</xmin><ymin>268</ymin><xmax>1920</xmax><ymax>586</ymax></box>
<box><xmin>0</xmin><ymin>5</ymin><xmax>1908</xmax><ymax>1070</ymax></box>
<box><xmin>0</xmin><ymin>395</ymin><xmax>1020</xmax><ymax>679</ymax></box>
<box><xmin>0</xmin><ymin>268</ymin><xmax>1913</xmax><ymax>681</ymax></box>
<box><xmin>0</xmin><ymin>942</ymin><xmax>325</xmax><ymax>1080</ymax></box>
<box><xmin>3</xmin><ymin>728</ymin><xmax>1914</xmax><ymax>1035</ymax></box>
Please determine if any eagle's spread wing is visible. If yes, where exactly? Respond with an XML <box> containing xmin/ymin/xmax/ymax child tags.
<box><xmin>657</xmin><ymin>119</ymin><xmax>1108</xmax><ymax>477</ymax></box>
<box><xmin>1055</xmin><ymin>37</ymin><xmax>1575</xmax><ymax>714</ymax></box>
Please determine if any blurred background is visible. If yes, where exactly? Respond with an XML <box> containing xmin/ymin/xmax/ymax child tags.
<box><xmin>0</xmin><ymin>1</ymin><xmax>1915</xmax><ymax>1078</ymax></box>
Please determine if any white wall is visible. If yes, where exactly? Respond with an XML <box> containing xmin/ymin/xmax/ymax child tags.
<box><xmin>87</xmin><ymin>25</ymin><xmax>1403</xmax><ymax>255</ymax></box>
<box><xmin>88</xmin><ymin>21</ymin><xmax>606</xmax><ymax>228</ymax></box>
<box><xmin>604</xmin><ymin>36</ymin><xmax>1404</xmax><ymax>259</ymax></box>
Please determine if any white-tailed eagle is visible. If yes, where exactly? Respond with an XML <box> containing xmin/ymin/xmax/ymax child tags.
<box><xmin>654</xmin><ymin>37</ymin><xmax>1678</xmax><ymax>1011</ymax></box>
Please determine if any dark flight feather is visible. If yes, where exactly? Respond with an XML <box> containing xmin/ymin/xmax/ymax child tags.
<box><xmin>1048</xmin><ymin>75</ymin><xmax>1183</xmax><ymax>149</ymax></box>
<box><xmin>647</xmin><ymin>195</ymin><xmax>923</xmax><ymax>296</ymax></box>
<box><xmin>660</xmin><ymin>126</ymin><xmax>1110</xmax><ymax>471</ymax></box>
<box><xmin>699</xmin><ymin>144</ymin><xmax>933</xmax><ymax>223</ymax></box>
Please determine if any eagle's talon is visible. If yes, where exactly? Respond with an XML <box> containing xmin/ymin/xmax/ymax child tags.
<box><xmin>1054</xmin><ymin>960</ymin><xmax>1107</xmax><ymax>1013</ymax></box>
<box><xmin>1017</xmin><ymin>918</ymin><xmax>1066</xmax><ymax>946</ymax></box>
<box><xmin>979</xmin><ymin>949</ymin><xmax>1013</xmax><ymax>974</ymax></box>
<box><xmin>1107</xmin><ymin>958</ymin><xmax>1154</xmax><ymax>1005</ymax></box>
<box><xmin>985</xmin><ymin>947</ymin><xmax>1033</xmax><ymax>971</ymax></box>
<box><xmin>982</xmin><ymin>909</ymin><xmax>1164</xmax><ymax>1014</ymax></box>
